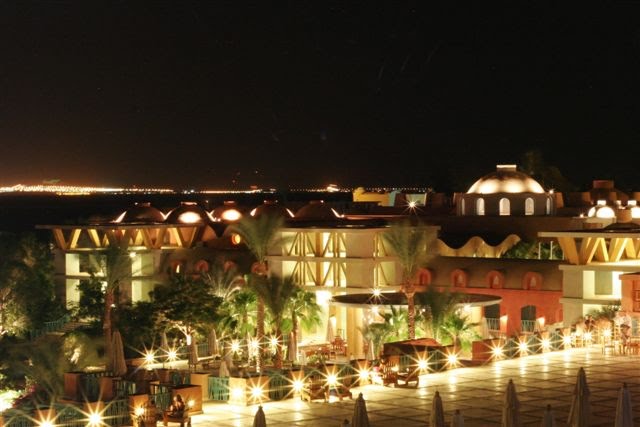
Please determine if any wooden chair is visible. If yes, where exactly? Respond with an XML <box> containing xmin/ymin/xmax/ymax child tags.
<box><xmin>332</xmin><ymin>337</ymin><xmax>347</xmax><ymax>357</ymax></box>
<box><xmin>326</xmin><ymin>365</ymin><xmax>353</xmax><ymax>401</ymax></box>
<box><xmin>397</xmin><ymin>366</ymin><xmax>420</xmax><ymax>388</ymax></box>
<box><xmin>380</xmin><ymin>362</ymin><xmax>398</xmax><ymax>387</ymax></box>
<box><xmin>300</xmin><ymin>371</ymin><xmax>327</xmax><ymax>403</ymax></box>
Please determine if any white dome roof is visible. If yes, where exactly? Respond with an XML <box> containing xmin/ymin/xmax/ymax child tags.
<box><xmin>467</xmin><ymin>165</ymin><xmax>544</xmax><ymax>194</ymax></box>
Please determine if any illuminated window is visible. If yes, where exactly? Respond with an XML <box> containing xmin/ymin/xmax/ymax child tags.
<box><xmin>546</xmin><ymin>198</ymin><xmax>551</xmax><ymax>214</ymax></box>
<box><xmin>499</xmin><ymin>198</ymin><xmax>510</xmax><ymax>216</ymax></box>
<box><xmin>486</xmin><ymin>270</ymin><xmax>505</xmax><ymax>289</ymax></box>
<box><xmin>460</xmin><ymin>198</ymin><xmax>465</xmax><ymax>215</ymax></box>
<box><xmin>194</xmin><ymin>260</ymin><xmax>210</xmax><ymax>273</ymax></box>
<box><xmin>450</xmin><ymin>269</ymin><xmax>468</xmax><ymax>288</ymax></box>
<box><xmin>476</xmin><ymin>198</ymin><xmax>485</xmax><ymax>216</ymax></box>
<box><xmin>171</xmin><ymin>261</ymin><xmax>186</xmax><ymax>275</ymax></box>
<box><xmin>417</xmin><ymin>268</ymin><xmax>432</xmax><ymax>286</ymax></box>
<box><xmin>522</xmin><ymin>272</ymin><xmax>543</xmax><ymax>290</ymax></box>
<box><xmin>525</xmin><ymin>198</ymin><xmax>534</xmax><ymax>216</ymax></box>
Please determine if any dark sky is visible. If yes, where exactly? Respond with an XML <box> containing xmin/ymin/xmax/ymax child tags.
<box><xmin>1</xmin><ymin>2</ymin><xmax>639</xmax><ymax>191</ymax></box>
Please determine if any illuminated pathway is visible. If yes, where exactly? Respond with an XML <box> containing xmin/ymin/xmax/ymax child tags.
<box><xmin>188</xmin><ymin>348</ymin><xmax>640</xmax><ymax>426</ymax></box>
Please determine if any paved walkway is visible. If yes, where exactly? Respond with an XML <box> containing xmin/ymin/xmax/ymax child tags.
<box><xmin>188</xmin><ymin>347</ymin><xmax>640</xmax><ymax>426</ymax></box>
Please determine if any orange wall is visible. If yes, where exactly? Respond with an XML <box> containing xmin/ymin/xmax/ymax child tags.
<box><xmin>460</xmin><ymin>288</ymin><xmax>563</xmax><ymax>336</ymax></box>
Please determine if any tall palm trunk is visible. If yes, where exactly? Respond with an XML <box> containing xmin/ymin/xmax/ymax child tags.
<box><xmin>292</xmin><ymin>311</ymin><xmax>299</xmax><ymax>347</ymax></box>
<box><xmin>104</xmin><ymin>289</ymin><xmax>114</xmax><ymax>370</ymax></box>
<box><xmin>404</xmin><ymin>281</ymin><xmax>416</xmax><ymax>340</ymax></box>
<box><xmin>274</xmin><ymin>326</ymin><xmax>283</xmax><ymax>369</ymax></box>
<box><xmin>253</xmin><ymin>261</ymin><xmax>268</xmax><ymax>372</ymax></box>
<box><xmin>256</xmin><ymin>298</ymin><xmax>265</xmax><ymax>371</ymax></box>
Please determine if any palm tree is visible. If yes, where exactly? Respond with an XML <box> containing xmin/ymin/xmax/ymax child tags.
<box><xmin>381</xmin><ymin>305</ymin><xmax>409</xmax><ymax>342</ymax></box>
<box><xmin>248</xmin><ymin>274</ymin><xmax>298</xmax><ymax>369</ymax></box>
<box><xmin>287</xmin><ymin>286</ymin><xmax>322</xmax><ymax>349</ymax></box>
<box><xmin>201</xmin><ymin>259</ymin><xmax>245</xmax><ymax>300</ymax></box>
<box><xmin>382</xmin><ymin>220</ymin><xmax>436</xmax><ymax>339</ymax></box>
<box><xmin>358</xmin><ymin>321</ymin><xmax>394</xmax><ymax>360</ymax></box>
<box><xmin>441</xmin><ymin>313</ymin><xmax>479</xmax><ymax>353</ymax></box>
<box><xmin>218</xmin><ymin>290</ymin><xmax>257</xmax><ymax>339</ymax></box>
<box><xmin>228</xmin><ymin>213</ymin><xmax>287</xmax><ymax>371</ymax></box>
<box><xmin>416</xmin><ymin>287</ymin><xmax>461</xmax><ymax>343</ymax></box>
<box><xmin>88</xmin><ymin>246</ymin><xmax>133</xmax><ymax>371</ymax></box>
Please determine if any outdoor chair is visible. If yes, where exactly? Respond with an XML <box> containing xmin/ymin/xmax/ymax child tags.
<box><xmin>331</xmin><ymin>337</ymin><xmax>347</xmax><ymax>357</ymax></box>
<box><xmin>380</xmin><ymin>362</ymin><xmax>398</xmax><ymax>387</ymax></box>
<box><xmin>397</xmin><ymin>365</ymin><xmax>420</xmax><ymax>388</ymax></box>
<box><xmin>300</xmin><ymin>371</ymin><xmax>328</xmax><ymax>403</ymax></box>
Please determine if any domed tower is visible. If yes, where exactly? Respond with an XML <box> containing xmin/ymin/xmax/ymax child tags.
<box><xmin>113</xmin><ymin>202</ymin><xmax>166</xmax><ymax>224</ymax></box>
<box><xmin>459</xmin><ymin>165</ymin><xmax>554</xmax><ymax>216</ymax></box>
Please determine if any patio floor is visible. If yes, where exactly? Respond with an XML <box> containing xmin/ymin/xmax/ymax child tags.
<box><xmin>188</xmin><ymin>347</ymin><xmax>640</xmax><ymax>426</ymax></box>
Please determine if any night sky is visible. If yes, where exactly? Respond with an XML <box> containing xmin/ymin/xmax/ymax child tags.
<box><xmin>1</xmin><ymin>2</ymin><xmax>640</xmax><ymax>191</ymax></box>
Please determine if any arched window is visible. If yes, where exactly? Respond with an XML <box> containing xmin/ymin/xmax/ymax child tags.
<box><xmin>546</xmin><ymin>197</ymin><xmax>551</xmax><ymax>215</ymax></box>
<box><xmin>486</xmin><ymin>270</ymin><xmax>505</xmax><ymax>289</ymax></box>
<box><xmin>171</xmin><ymin>260</ymin><xmax>186</xmax><ymax>275</ymax></box>
<box><xmin>476</xmin><ymin>198</ymin><xmax>485</xmax><ymax>216</ymax></box>
<box><xmin>194</xmin><ymin>259</ymin><xmax>210</xmax><ymax>273</ymax></box>
<box><xmin>525</xmin><ymin>198</ymin><xmax>534</xmax><ymax>216</ymax></box>
<box><xmin>522</xmin><ymin>272</ymin><xmax>543</xmax><ymax>290</ymax></box>
<box><xmin>460</xmin><ymin>198</ymin><xmax>465</xmax><ymax>215</ymax></box>
<box><xmin>450</xmin><ymin>269</ymin><xmax>468</xmax><ymax>288</ymax></box>
<box><xmin>499</xmin><ymin>198</ymin><xmax>510</xmax><ymax>216</ymax></box>
<box><xmin>416</xmin><ymin>268</ymin><xmax>432</xmax><ymax>286</ymax></box>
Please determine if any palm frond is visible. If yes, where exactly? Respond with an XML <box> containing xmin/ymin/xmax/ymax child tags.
<box><xmin>228</xmin><ymin>214</ymin><xmax>289</xmax><ymax>263</ymax></box>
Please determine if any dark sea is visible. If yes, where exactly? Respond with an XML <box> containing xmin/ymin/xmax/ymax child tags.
<box><xmin>0</xmin><ymin>191</ymin><xmax>354</xmax><ymax>234</ymax></box>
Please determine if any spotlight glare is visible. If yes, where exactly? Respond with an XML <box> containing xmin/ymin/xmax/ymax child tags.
<box><xmin>292</xmin><ymin>379</ymin><xmax>304</xmax><ymax>392</ymax></box>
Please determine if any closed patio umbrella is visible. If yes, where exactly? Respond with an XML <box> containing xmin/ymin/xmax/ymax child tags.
<box><xmin>160</xmin><ymin>331</ymin><xmax>169</xmax><ymax>352</ymax></box>
<box><xmin>253</xmin><ymin>405</ymin><xmax>267</xmax><ymax>427</ymax></box>
<box><xmin>430</xmin><ymin>390</ymin><xmax>445</xmax><ymax>427</ymax></box>
<box><xmin>366</xmin><ymin>339</ymin><xmax>376</xmax><ymax>362</ymax></box>
<box><xmin>218</xmin><ymin>359</ymin><xmax>230</xmax><ymax>377</ymax></box>
<box><xmin>450</xmin><ymin>409</ymin><xmax>464</xmax><ymax>427</ymax></box>
<box><xmin>111</xmin><ymin>329</ymin><xmax>128</xmax><ymax>377</ymax></box>
<box><xmin>501</xmin><ymin>379</ymin><xmax>521</xmax><ymax>427</ymax></box>
<box><xmin>224</xmin><ymin>345</ymin><xmax>235</xmax><ymax>369</ymax></box>
<box><xmin>541</xmin><ymin>404</ymin><xmax>557</xmax><ymax>427</ymax></box>
<box><xmin>208</xmin><ymin>328</ymin><xmax>219</xmax><ymax>356</ymax></box>
<box><xmin>159</xmin><ymin>331</ymin><xmax>170</xmax><ymax>367</ymax></box>
<box><xmin>567</xmin><ymin>367</ymin><xmax>591</xmax><ymax>427</ymax></box>
<box><xmin>615</xmin><ymin>383</ymin><xmax>633</xmax><ymax>427</ymax></box>
<box><xmin>188</xmin><ymin>336</ymin><xmax>199</xmax><ymax>370</ymax></box>
<box><xmin>351</xmin><ymin>392</ymin><xmax>370</xmax><ymax>427</ymax></box>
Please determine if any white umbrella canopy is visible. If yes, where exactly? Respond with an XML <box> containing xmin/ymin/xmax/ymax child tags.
<box><xmin>208</xmin><ymin>328</ymin><xmax>219</xmax><ymax>356</ymax></box>
<box><xmin>567</xmin><ymin>367</ymin><xmax>591</xmax><ymax>427</ymax></box>
<box><xmin>253</xmin><ymin>405</ymin><xmax>267</xmax><ymax>427</ymax></box>
<box><xmin>111</xmin><ymin>329</ymin><xmax>128</xmax><ymax>377</ymax></box>
<box><xmin>541</xmin><ymin>404</ymin><xmax>557</xmax><ymax>427</ymax></box>
<box><xmin>218</xmin><ymin>359</ymin><xmax>230</xmax><ymax>377</ymax></box>
<box><xmin>615</xmin><ymin>383</ymin><xmax>633</xmax><ymax>427</ymax></box>
<box><xmin>450</xmin><ymin>409</ymin><xmax>465</xmax><ymax>427</ymax></box>
<box><xmin>430</xmin><ymin>390</ymin><xmax>446</xmax><ymax>427</ymax></box>
<box><xmin>501</xmin><ymin>379</ymin><xmax>521</xmax><ymax>427</ymax></box>
<box><xmin>326</xmin><ymin>316</ymin><xmax>335</xmax><ymax>343</ymax></box>
<box><xmin>351</xmin><ymin>392</ymin><xmax>370</xmax><ymax>427</ymax></box>
<box><xmin>287</xmin><ymin>331</ymin><xmax>297</xmax><ymax>363</ymax></box>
